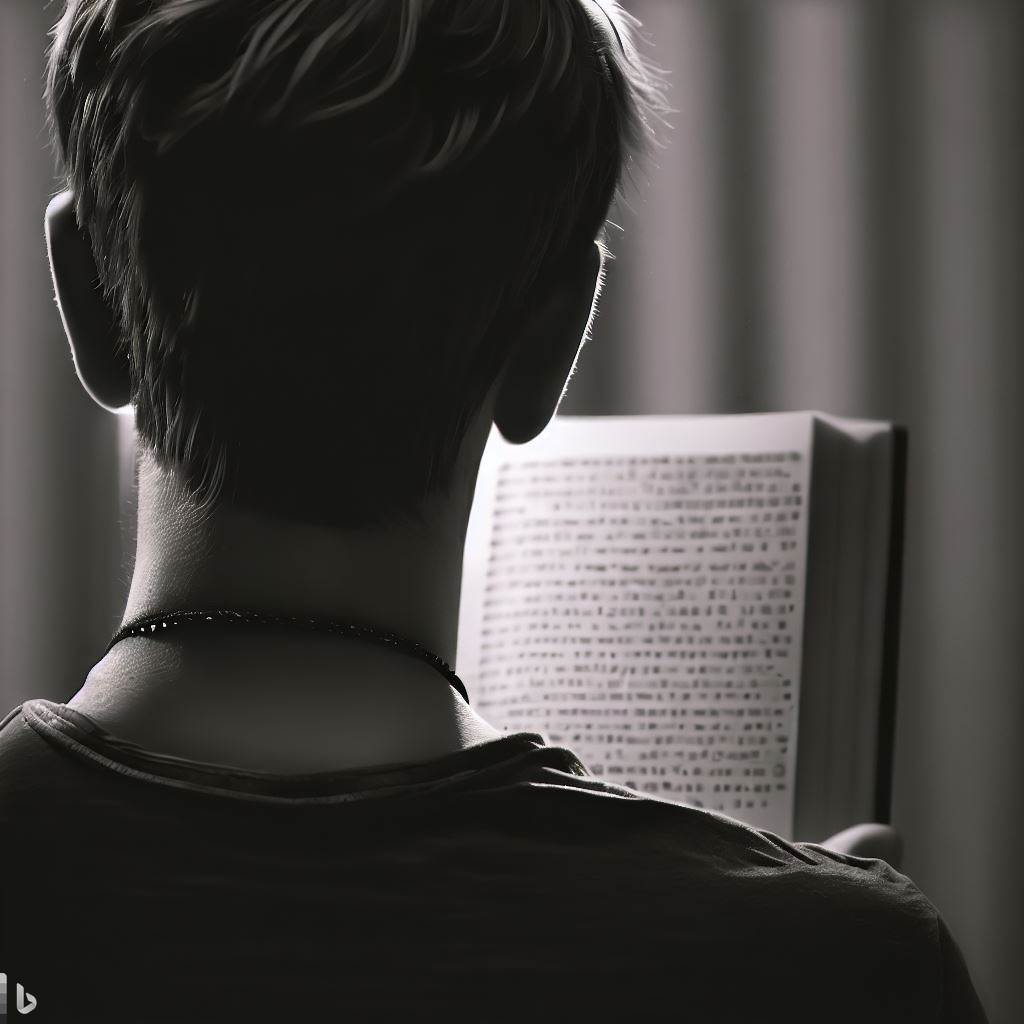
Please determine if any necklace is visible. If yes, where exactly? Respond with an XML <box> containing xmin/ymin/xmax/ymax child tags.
<box><xmin>104</xmin><ymin>609</ymin><xmax>470</xmax><ymax>705</ymax></box>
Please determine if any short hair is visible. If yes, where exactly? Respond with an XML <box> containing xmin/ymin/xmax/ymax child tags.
<box><xmin>45</xmin><ymin>0</ymin><xmax>671</xmax><ymax>529</ymax></box>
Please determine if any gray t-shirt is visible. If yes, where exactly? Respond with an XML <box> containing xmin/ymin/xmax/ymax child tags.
<box><xmin>0</xmin><ymin>698</ymin><xmax>987</xmax><ymax>1023</ymax></box>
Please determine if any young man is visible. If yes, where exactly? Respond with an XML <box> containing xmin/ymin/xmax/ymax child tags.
<box><xmin>0</xmin><ymin>1</ymin><xmax>987</xmax><ymax>1020</ymax></box>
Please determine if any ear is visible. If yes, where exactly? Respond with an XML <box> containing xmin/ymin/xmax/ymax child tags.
<box><xmin>493</xmin><ymin>240</ymin><xmax>604</xmax><ymax>445</ymax></box>
<box><xmin>44</xmin><ymin>189</ymin><xmax>132</xmax><ymax>412</ymax></box>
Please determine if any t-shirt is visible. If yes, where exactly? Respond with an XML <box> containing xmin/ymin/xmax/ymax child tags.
<box><xmin>0</xmin><ymin>698</ymin><xmax>987</xmax><ymax>1023</ymax></box>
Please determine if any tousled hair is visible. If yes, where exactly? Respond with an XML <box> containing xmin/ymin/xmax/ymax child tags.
<box><xmin>45</xmin><ymin>0</ymin><xmax>671</xmax><ymax>529</ymax></box>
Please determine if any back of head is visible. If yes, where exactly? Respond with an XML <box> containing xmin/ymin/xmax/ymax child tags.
<box><xmin>45</xmin><ymin>0</ymin><xmax>670</xmax><ymax>529</ymax></box>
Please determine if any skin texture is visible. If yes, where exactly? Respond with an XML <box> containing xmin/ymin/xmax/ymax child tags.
<box><xmin>45</xmin><ymin>189</ymin><xmax>605</xmax><ymax>773</ymax></box>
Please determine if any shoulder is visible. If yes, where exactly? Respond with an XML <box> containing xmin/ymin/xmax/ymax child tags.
<box><xmin>545</xmin><ymin>788</ymin><xmax>948</xmax><ymax>1018</ymax></box>
<box><xmin>512</xmin><ymin>775</ymin><xmax>940</xmax><ymax>936</ymax></box>
<box><xmin>0</xmin><ymin>703</ymin><xmax>60</xmax><ymax>868</ymax></box>
<box><xmin>0</xmin><ymin>703</ymin><xmax>43</xmax><ymax>783</ymax></box>
<box><xmin>0</xmin><ymin>701</ymin><xmax>85</xmax><ymax>819</ymax></box>
<box><xmin>687</xmin><ymin>811</ymin><xmax>945</xmax><ymax>1015</ymax></box>
<box><xmin>556</xmin><ymin>785</ymin><xmax>942</xmax><ymax>972</ymax></box>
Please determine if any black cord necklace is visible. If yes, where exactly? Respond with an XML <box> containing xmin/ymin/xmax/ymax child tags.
<box><xmin>104</xmin><ymin>609</ymin><xmax>470</xmax><ymax>706</ymax></box>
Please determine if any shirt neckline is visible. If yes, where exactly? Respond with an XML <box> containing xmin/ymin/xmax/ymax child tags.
<box><xmin>17</xmin><ymin>698</ymin><xmax>581</xmax><ymax>806</ymax></box>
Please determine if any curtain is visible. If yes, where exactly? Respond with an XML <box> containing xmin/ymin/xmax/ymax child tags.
<box><xmin>0</xmin><ymin>4</ymin><xmax>126</xmax><ymax>700</ymax></box>
<box><xmin>2</xmin><ymin>1</ymin><xmax>1020</xmax><ymax>1020</ymax></box>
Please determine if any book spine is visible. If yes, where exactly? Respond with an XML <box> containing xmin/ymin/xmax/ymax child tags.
<box><xmin>874</xmin><ymin>425</ymin><xmax>909</xmax><ymax>824</ymax></box>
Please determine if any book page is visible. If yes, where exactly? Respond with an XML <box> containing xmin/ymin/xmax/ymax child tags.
<box><xmin>459</xmin><ymin>414</ymin><xmax>815</xmax><ymax>838</ymax></box>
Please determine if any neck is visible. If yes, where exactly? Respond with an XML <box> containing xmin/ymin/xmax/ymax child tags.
<box><xmin>68</xmin><ymin>447</ymin><xmax>504</xmax><ymax>771</ymax></box>
<box><xmin>122</xmin><ymin>451</ymin><xmax>466</xmax><ymax>667</ymax></box>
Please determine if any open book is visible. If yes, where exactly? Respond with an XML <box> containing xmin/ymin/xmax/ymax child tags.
<box><xmin>457</xmin><ymin>412</ymin><xmax>908</xmax><ymax>842</ymax></box>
